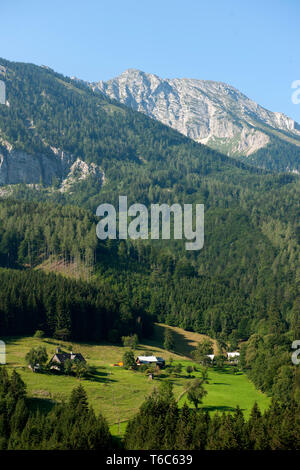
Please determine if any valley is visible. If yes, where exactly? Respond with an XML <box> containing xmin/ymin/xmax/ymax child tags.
<box><xmin>0</xmin><ymin>56</ymin><xmax>299</xmax><ymax>451</ymax></box>
<box><xmin>3</xmin><ymin>325</ymin><xmax>270</xmax><ymax>436</ymax></box>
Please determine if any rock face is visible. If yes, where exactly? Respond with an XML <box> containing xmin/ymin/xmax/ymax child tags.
<box><xmin>0</xmin><ymin>139</ymin><xmax>74</xmax><ymax>185</ymax></box>
<box><xmin>0</xmin><ymin>138</ymin><xmax>103</xmax><ymax>187</ymax></box>
<box><xmin>60</xmin><ymin>158</ymin><xmax>105</xmax><ymax>192</ymax></box>
<box><xmin>95</xmin><ymin>69</ymin><xmax>300</xmax><ymax>158</ymax></box>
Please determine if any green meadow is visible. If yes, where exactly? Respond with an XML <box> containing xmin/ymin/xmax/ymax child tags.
<box><xmin>177</xmin><ymin>361</ymin><xmax>270</xmax><ymax>416</ymax></box>
<box><xmin>2</xmin><ymin>326</ymin><xmax>270</xmax><ymax>436</ymax></box>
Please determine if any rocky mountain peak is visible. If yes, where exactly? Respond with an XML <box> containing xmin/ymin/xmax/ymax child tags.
<box><xmin>95</xmin><ymin>70</ymin><xmax>300</xmax><ymax>164</ymax></box>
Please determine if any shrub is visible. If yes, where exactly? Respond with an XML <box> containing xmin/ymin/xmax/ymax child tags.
<box><xmin>123</xmin><ymin>350</ymin><xmax>136</xmax><ymax>369</ymax></box>
<box><xmin>34</xmin><ymin>330</ymin><xmax>44</xmax><ymax>338</ymax></box>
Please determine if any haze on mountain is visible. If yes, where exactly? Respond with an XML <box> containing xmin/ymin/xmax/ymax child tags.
<box><xmin>94</xmin><ymin>69</ymin><xmax>300</xmax><ymax>173</ymax></box>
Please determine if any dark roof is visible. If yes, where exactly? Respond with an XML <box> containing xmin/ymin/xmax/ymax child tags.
<box><xmin>50</xmin><ymin>352</ymin><xmax>86</xmax><ymax>364</ymax></box>
<box><xmin>73</xmin><ymin>353</ymin><xmax>85</xmax><ymax>362</ymax></box>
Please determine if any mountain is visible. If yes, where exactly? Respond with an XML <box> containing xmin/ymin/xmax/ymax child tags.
<box><xmin>95</xmin><ymin>69</ymin><xmax>300</xmax><ymax>172</ymax></box>
<box><xmin>0</xmin><ymin>58</ymin><xmax>260</xmax><ymax>194</ymax></box>
<box><xmin>0</xmin><ymin>57</ymin><xmax>299</xmax><ymax>353</ymax></box>
<box><xmin>0</xmin><ymin>58</ymin><xmax>299</xmax><ymax>413</ymax></box>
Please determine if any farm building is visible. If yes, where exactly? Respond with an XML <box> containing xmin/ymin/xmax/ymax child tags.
<box><xmin>136</xmin><ymin>355</ymin><xmax>165</xmax><ymax>368</ymax></box>
<box><xmin>206</xmin><ymin>352</ymin><xmax>240</xmax><ymax>362</ymax></box>
<box><xmin>227</xmin><ymin>351</ymin><xmax>240</xmax><ymax>363</ymax></box>
<box><xmin>50</xmin><ymin>349</ymin><xmax>86</xmax><ymax>369</ymax></box>
<box><xmin>227</xmin><ymin>351</ymin><xmax>240</xmax><ymax>359</ymax></box>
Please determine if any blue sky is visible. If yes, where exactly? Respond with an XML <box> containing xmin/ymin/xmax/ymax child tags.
<box><xmin>1</xmin><ymin>0</ymin><xmax>300</xmax><ymax>122</ymax></box>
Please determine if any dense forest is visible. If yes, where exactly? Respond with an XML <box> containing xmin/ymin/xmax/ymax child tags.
<box><xmin>0</xmin><ymin>368</ymin><xmax>113</xmax><ymax>450</ymax></box>
<box><xmin>0</xmin><ymin>197</ymin><xmax>298</xmax><ymax>342</ymax></box>
<box><xmin>124</xmin><ymin>382</ymin><xmax>300</xmax><ymax>450</ymax></box>
<box><xmin>238</xmin><ymin>134</ymin><xmax>300</xmax><ymax>173</ymax></box>
<box><xmin>0</xmin><ymin>268</ymin><xmax>153</xmax><ymax>341</ymax></box>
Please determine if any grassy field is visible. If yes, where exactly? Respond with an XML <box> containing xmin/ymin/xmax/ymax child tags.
<box><xmin>177</xmin><ymin>361</ymin><xmax>270</xmax><ymax>417</ymax></box>
<box><xmin>150</xmin><ymin>323</ymin><xmax>219</xmax><ymax>356</ymax></box>
<box><xmin>2</xmin><ymin>325</ymin><xmax>270</xmax><ymax>436</ymax></box>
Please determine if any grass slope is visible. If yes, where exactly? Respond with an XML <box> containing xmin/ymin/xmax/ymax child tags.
<box><xmin>2</xmin><ymin>327</ymin><xmax>270</xmax><ymax>436</ymax></box>
<box><xmin>177</xmin><ymin>363</ymin><xmax>270</xmax><ymax>417</ymax></box>
<box><xmin>150</xmin><ymin>323</ymin><xmax>219</xmax><ymax>357</ymax></box>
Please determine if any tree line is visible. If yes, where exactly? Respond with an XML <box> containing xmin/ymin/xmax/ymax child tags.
<box><xmin>0</xmin><ymin>268</ymin><xmax>152</xmax><ymax>342</ymax></box>
<box><xmin>0</xmin><ymin>367</ymin><xmax>112</xmax><ymax>450</ymax></box>
<box><xmin>1</xmin><ymin>367</ymin><xmax>300</xmax><ymax>450</ymax></box>
<box><xmin>124</xmin><ymin>381</ymin><xmax>300</xmax><ymax>450</ymax></box>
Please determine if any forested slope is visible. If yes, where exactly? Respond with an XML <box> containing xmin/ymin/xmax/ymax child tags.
<box><xmin>0</xmin><ymin>59</ymin><xmax>299</xmax><ymax>402</ymax></box>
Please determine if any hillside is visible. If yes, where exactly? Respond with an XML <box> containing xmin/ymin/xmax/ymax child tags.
<box><xmin>0</xmin><ymin>57</ymin><xmax>254</xmax><ymax>191</ymax></box>
<box><xmin>95</xmin><ymin>68</ymin><xmax>300</xmax><ymax>172</ymax></box>
<box><xmin>0</xmin><ymin>195</ymin><xmax>299</xmax><ymax>349</ymax></box>
<box><xmin>0</xmin><ymin>58</ymin><xmax>299</xmax><ymax>408</ymax></box>
<box><xmin>3</xmin><ymin>333</ymin><xmax>270</xmax><ymax>431</ymax></box>
<box><xmin>150</xmin><ymin>323</ymin><xmax>218</xmax><ymax>357</ymax></box>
